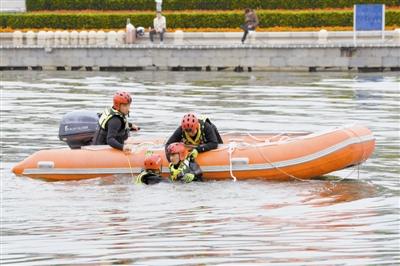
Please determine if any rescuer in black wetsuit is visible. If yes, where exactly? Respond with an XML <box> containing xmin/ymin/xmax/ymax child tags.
<box><xmin>92</xmin><ymin>91</ymin><xmax>139</xmax><ymax>151</ymax></box>
<box><xmin>165</xmin><ymin>113</ymin><xmax>223</xmax><ymax>160</ymax></box>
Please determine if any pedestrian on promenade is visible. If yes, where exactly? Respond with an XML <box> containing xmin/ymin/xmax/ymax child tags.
<box><xmin>240</xmin><ymin>8</ymin><xmax>259</xmax><ymax>44</ymax></box>
<box><xmin>149</xmin><ymin>11</ymin><xmax>166</xmax><ymax>44</ymax></box>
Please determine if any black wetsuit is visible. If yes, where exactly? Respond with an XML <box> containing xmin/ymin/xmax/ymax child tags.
<box><xmin>165</xmin><ymin>120</ymin><xmax>222</xmax><ymax>159</ymax></box>
<box><xmin>92</xmin><ymin>116</ymin><xmax>129</xmax><ymax>150</ymax></box>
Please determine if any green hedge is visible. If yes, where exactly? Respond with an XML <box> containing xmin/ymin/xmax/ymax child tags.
<box><xmin>26</xmin><ymin>0</ymin><xmax>399</xmax><ymax>11</ymax></box>
<box><xmin>1</xmin><ymin>10</ymin><xmax>399</xmax><ymax>29</ymax></box>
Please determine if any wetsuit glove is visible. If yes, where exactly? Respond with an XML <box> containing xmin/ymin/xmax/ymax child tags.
<box><xmin>183</xmin><ymin>173</ymin><xmax>195</xmax><ymax>183</ymax></box>
<box><xmin>169</xmin><ymin>170</ymin><xmax>182</xmax><ymax>182</ymax></box>
<box><xmin>195</xmin><ymin>145</ymin><xmax>205</xmax><ymax>153</ymax></box>
<box><xmin>188</xmin><ymin>149</ymin><xmax>198</xmax><ymax>159</ymax></box>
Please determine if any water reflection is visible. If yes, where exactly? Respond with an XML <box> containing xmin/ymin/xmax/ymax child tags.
<box><xmin>301</xmin><ymin>179</ymin><xmax>378</xmax><ymax>207</ymax></box>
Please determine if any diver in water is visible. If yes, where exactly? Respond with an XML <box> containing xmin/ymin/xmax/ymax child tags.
<box><xmin>135</xmin><ymin>153</ymin><xmax>164</xmax><ymax>185</ymax></box>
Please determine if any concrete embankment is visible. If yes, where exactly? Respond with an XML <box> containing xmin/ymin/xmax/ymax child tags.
<box><xmin>1</xmin><ymin>30</ymin><xmax>399</xmax><ymax>72</ymax></box>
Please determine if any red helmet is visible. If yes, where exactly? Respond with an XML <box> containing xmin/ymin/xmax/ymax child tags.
<box><xmin>113</xmin><ymin>91</ymin><xmax>132</xmax><ymax>110</ymax></box>
<box><xmin>181</xmin><ymin>113</ymin><xmax>199</xmax><ymax>133</ymax></box>
<box><xmin>144</xmin><ymin>154</ymin><xmax>162</xmax><ymax>171</ymax></box>
<box><xmin>167</xmin><ymin>142</ymin><xmax>187</xmax><ymax>160</ymax></box>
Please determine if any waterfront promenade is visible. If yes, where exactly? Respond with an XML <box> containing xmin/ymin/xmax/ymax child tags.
<box><xmin>1</xmin><ymin>30</ymin><xmax>399</xmax><ymax>72</ymax></box>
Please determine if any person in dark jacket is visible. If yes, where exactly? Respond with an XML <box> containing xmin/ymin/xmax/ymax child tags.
<box><xmin>165</xmin><ymin>113</ymin><xmax>223</xmax><ymax>160</ymax></box>
<box><xmin>92</xmin><ymin>91</ymin><xmax>139</xmax><ymax>151</ymax></box>
<box><xmin>241</xmin><ymin>8</ymin><xmax>259</xmax><ymax>44</ymax></box>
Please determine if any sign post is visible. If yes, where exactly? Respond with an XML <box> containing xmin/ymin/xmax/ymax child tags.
<box><xmin>354</xmin><ymin>4</ymin><xmax>385</xmax><ymax>45</ymax></box>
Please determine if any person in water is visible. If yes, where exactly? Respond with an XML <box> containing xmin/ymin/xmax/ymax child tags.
<box><xmin>92</xmin><ymin>91</ymin><xmax>139</xmax><ymax>151</ymax></box>
<box><xmin>165</xmin><ymin>113</ymin><xmax>223</xmax><ymax>159</ymax></box>
<box><xmin>167</xmin><ymin>142</ymin><xmax>203</xmax><ymax>183</ymax></box>
<box><xmin>135</xmin><ymin>153</ymin><xmax>164</xmax><ymax>185</ymax></box>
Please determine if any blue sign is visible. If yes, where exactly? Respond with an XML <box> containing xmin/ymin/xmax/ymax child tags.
<box><xmin>354</xmin><ymin>4</ymin><xmax>384</xmax><ymax>31</ymax></box>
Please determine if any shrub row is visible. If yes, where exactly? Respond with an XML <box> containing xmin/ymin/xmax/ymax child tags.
<box><xmin>26</xmin><ymin>0</ymin><xmax>399</xmax><ymax>11</ymax></box>
<box><xmin>1</xmin><ymin>10</ymin><xmax>399</xmax><ymax>29</ymax></box>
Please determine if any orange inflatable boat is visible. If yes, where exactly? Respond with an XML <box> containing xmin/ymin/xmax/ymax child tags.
<box><xmin>12</xmin><ymin>124</ymin><xmax>375</xmax><ymax>182</ymax></box>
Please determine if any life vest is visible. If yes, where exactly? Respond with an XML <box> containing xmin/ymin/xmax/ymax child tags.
<box><xmin>91</xmin><ymin>107</ymin><xmax>130</xmax><ymax>146</ymax></box>
<box><xmin>169</xmin><ymin>159</ymin><xmax>191</xmax><ymax>181</ymax></box>
<box><xmin>98</xmin><ymin>107</ymin><xmax>129</xmax><ymax>131</ymax></box>
<box><xmin>168</xmin><ymin>150</ymin><xmax>202</xmax><ymax>182</ymax></box>
<box><xmin>182</xmin><ymin>116</ymin><xmax>223</xmax><ymax>145</ymax></box>
<box><xmin>134</xmin><ymin>170</ymin><xmax>163</xmax><ymax>185</ymax></box>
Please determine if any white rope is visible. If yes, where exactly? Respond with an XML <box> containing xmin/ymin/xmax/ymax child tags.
<box><xmin>252</xmin><ymin>142</ymin><xmax>310</xmax><ymax>182</ymax></box>
<box><xmin>228</xmin><ymin>129</ymin><xmax>369</xmax><ymax>182</ymax></box>
<box><xmin>125</xmin><ymin>152</ymin><xmax>136</xmax><ymax>181</ymax></box>
<box><xmin>329</xmin><ymin>127</ymin><xmax>367</xmax><ymax>183</ymax></box>
<box><xmin>223</xmin><ymin>133</ymin><xmax>306</xmax><ymax>182</ymax></box>
<box><xmin>247</xmin><ymin>132</ymin><xmax>284</xmax><ymax>143</ymax></box>
<box><xmin>227</xmin><ymin>142</ymin><xmax>237</xmax><ymax>182</ymax></box>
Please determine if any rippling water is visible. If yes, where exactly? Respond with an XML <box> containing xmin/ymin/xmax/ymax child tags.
<box><xmin>1</xmin><ymin>71</ymin><xmax>399</xmax><ymax>265</ymax></box>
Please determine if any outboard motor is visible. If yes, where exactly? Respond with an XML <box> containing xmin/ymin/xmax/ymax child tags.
<box><xmin>59</xmin><ymin>110</ymin><xmax>99</xmax><ymax>149</ymax></box>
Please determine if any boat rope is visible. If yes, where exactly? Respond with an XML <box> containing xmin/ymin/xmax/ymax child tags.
<box><xmin>335</xmin><ymin>163</ymin><xmax>359</xmax><ymax>183</ymax></box>
<box><xmin>224</xmin><ymin>139</ymin><xmax>308</xmax><ymax>182</ymax></box>
<box><xmin>223</xmin><ymin>131</ymin><xmax>292</xmax><ymax>145</ymax></box>
<box><xmin>246</xmin><ymin>132</ymin><xmax>276</xmax><ymax>142</ymax></box>
<box><xmin>347</xmin><ymin>127</ymin><xmax>368</xmax><ymax>163</ymax></box>
<box><xmin>335</xmin><ymin>127</ymin><xmax>368</xmax><ymax>182</ymax></box>
<box><xmin>224</xmin><ymin>132</ymin><xmax>308</xmax><ymax>182</ymax></box>
<box><xmin>235</xmin><ymin>128</ymin><xmax>369</xmax><ymax>182</ymax></box>
<box><xmin>252</xmin><ymin>142</ymin><xmax>310</xmax><ymax>182</ymax></box>
<box><xmin>227</xmin><ymin>142</ymin><xmax>237</xmax><ymax>182</ymax></box>
<box><xmin>246</xmin><ymin>132</ymin><xmax>287</xmax><ymax>143</ymax></box>
<box><xmin>125</xmin><ymin>152</ymin><xmax>136</xmax><ymax>181</ymax></box>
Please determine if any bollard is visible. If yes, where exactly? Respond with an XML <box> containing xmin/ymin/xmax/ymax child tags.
<box><xmin>125</xmin><ymin>18</ymin><xmax>136</xmax><ymax>44</ymax></box>
<box><xmin>126</xmin><ymin>26</ymin><xmax>136</xmax><ymax>44</ymax></box>
<box><xmin>54</xmin><ymin>30</ymin><xmax>62</xmax><ymax>45</ymax></box>
<box><xmin>26</xmin><ymin>31</ymin><xmax>36</xmax><ymax>45</ymax></box>
<box><xmin>12</xmin><ymin>31</ymin><xmax>23</xmax><ymax>46</ymax></box>
<box><xmin>96</xmin><ymin>30</ymin><xmax>106</xmax><ymax>45</ymax></box>
<box><xmin>174</xmin><ymin>30</ymin><xmax>184</xmax><ymax>45</ymax></box>
<box><xmin>116</xmin><ymin>30</ymin><xmax>125</xmax><ymax>45</ymax></box>
<box><xmin>394</xmin><ymin>29</ymin><xmax>400</xmax><ymax>44</ymax></box>
<box><xmin>107</xmin><ymin>31</ymin><xmax>118</xmax><ymax>46</ymax></box>
<box><xmin>45</xmin><ymin>31</ymin><xmax>54</xmax><ymax>47</ymax></box>
<box><xmin>88</xmin><ymin>30</ymin><xmax>97</xmax><ymax>45</ymax></box>
<box><xmin>318</xmin><ymin>29</ymin><xmax>328</xmax><ymax>44</ymax></box>
<box><xmin>37</xmin><ymin>31</ymin><xmax>47</xmax><ymax>46</ymax></box>
<box><xmin>61</xmin><ymin>30</ymin><xmax>70</xmax><ymax>45</ymax></box>
<box><xmin>70</xmin><ymin>30</ymin><xmax>79</xmax><ymax>45</ymax></box>
<box><xmin>79</xmin><ymin>31</ymin><xmax>88</xmax><ymax>45</ymax></box>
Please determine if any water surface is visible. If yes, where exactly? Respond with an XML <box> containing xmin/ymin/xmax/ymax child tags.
<box><xmin>1</xmin><ymin>71</ymin><xmax>399</xmax><ymax>265</ymax></box>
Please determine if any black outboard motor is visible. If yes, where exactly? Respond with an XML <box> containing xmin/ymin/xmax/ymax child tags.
<box><xmin>59</xmin><ymin>110</ymin><xmax>99</xmax><ymax>149</ymax></box>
